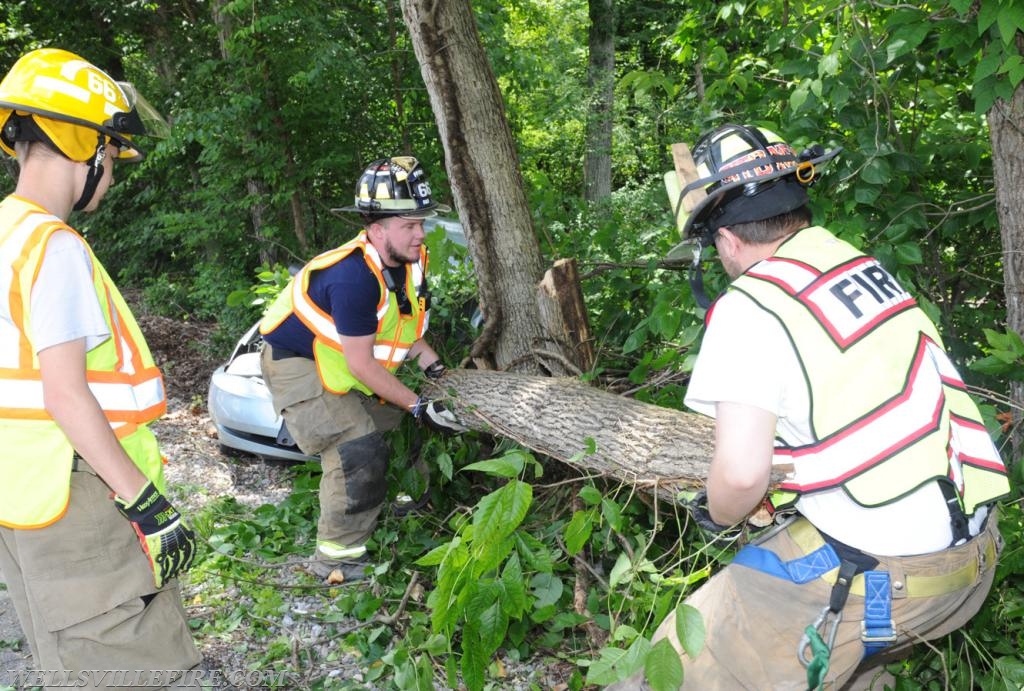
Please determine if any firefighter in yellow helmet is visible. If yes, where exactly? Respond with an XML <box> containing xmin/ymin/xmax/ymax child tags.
<box><xmin>609</xmin><ymin>124</ymin><xmax>1009</xmax><ymax>690</ymax></box>
<box><xmin>0</xmin><ymin>48</ymin><xmax>201</xmax><ymax>681</ymax></box>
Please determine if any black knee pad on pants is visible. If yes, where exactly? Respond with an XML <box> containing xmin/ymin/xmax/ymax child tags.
<box><xmin>338</xmin><ymin>432</ymin><xmax>390</xmax><ymax>514</ymax></box>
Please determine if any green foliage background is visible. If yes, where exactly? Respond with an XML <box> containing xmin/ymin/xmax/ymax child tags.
<box><xmin>1</xmin><ymin>0</ymin><xmax>1022</xmax><ymax>689</ymax></box>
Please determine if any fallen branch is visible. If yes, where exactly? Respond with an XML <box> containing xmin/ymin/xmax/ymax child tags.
<box><xmin>430</xmin><ymin>369</ymin><xmax>716</xmax><ymax>506</ymax></box>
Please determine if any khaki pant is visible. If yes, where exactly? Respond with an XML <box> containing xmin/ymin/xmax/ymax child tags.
<box><xmin>0</xmin><ymin>464</ymin><xmax>201</xmax><ymax>690</ymax></box>
<box><xmin>260</xmin><ymin>348</ymin><xmax>403</xmax><ymax>553</ymax></box>
<box><xmin>614</xmin><ymin>513</ymin><xmax>1001</xmax><ymax>690</ymax></box>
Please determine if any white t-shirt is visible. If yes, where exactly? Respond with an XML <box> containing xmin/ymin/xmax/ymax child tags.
<box><xmin>684</xmin><ymin>289</ymin><xmax>955</xmax><ymax>556</ymax></box>
<box><xmin>30</xmin><ymin>230</ymin><xmax>110</xmax><ymax>353</ymax></box>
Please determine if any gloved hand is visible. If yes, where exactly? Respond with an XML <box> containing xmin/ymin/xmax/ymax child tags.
<box><xmin>423</xmin><ymin>360</ymin><xmax>447</xmax><ymax>380</ymax></box>
<box><xmin>681</xmin><ymin>489</ymin><xmax>742</xmax><ymax>543</ymax></box>
<box><xmin>412</xmin><ymin>396</ymin><xmax>468</xmax><ymax>434</ymax></box>
<box><xmin>115</xmin><ymin>482</ymin><xmax>196</xmax><ymax>589</ymax></box>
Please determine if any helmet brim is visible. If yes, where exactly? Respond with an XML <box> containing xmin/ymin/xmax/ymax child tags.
<box><xmin>330</xmin><ymin>202</ymin><xmax>452</xmax><ymax>219</ymax></box>
<box><xmin>0</xmin><ymin>102</ymin><xmax>146</xmax><ymax>161</ymax></box>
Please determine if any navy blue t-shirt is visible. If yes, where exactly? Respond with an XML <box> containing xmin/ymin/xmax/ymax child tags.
<box><xmin>263</xmin><ymin>251</ymin><xmax>407</xmax><ymax>357</ymax></box>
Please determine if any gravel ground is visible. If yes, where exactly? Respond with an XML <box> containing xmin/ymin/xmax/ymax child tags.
<box><xmin>0</xmin><ymin>313</ymin><xmax>580</xmax><ymax>689</ymax></box>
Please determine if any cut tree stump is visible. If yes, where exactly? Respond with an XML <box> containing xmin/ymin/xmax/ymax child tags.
<box><xmin>430</xmin><ymin>369</ymin><xmax>716</xmax><ymax>504</ymax></box>
<box><xmin>536</xmin><ymin>258</ymin><xmax>595</xmax><ymax>374</ymax></box>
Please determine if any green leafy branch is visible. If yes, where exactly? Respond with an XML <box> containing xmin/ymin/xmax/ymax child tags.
<box><xmin>415</xmin><ymin>449</ymin><xmax>547</xmax><ymax>691</ymax></box>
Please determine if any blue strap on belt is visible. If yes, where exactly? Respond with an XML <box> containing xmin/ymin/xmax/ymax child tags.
<box><xmin>732</xmin><ymin>543</ymin><xmax>841</xmax><ymax>584</ymax></box>
<box><xmin>735</xmin><ymin>545</ymin><xmax>898</xmax><ymax>658</ymax></box>
<box><xmin>861</xmin><ymin>570</ymin><xmax>896</xmax><ymax>656</ymax></box>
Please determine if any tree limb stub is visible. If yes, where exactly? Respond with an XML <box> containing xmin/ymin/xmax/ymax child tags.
<box><xmin>432</xmin><ymin>369</ymin><xmax>716</xmax><ymax>503</ymax></box>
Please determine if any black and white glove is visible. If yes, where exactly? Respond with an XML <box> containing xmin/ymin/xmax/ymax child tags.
<box><xmin>412</xmin><ymin>396</ymin><xmax>468</xmax><ymax>434</ymax></box>
<box><xmin>115</xmin><ymin>482</ymin><xmax>197</xmax><ymax>589</ymax></box>
<box><xmin>681</xmin><ymin>489</ymin><xmax>742</xmax><ymax>542</ymax></box>
<box><xmin>423</xmin><ymin>361</ymin><xmax>447</xmax><ymax>380</ymax></box>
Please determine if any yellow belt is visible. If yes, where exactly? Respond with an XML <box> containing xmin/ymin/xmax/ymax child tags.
<box><xmin>787</xmin><ymin>518</ymin><xmax>996</xmax><ymax>598</ymax></box>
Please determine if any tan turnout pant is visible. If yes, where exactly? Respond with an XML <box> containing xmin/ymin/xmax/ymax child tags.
<box><xmin>610</xmin><ymin>512</ymin><xmax>1001</xmax><ymax>690</ymax></box>
<box><xmin>0</xmin><ymin>462</ymin><xmax>201</xmax><ymax>689</ymax></box>
<box><xmin>260</xmin><ymin>347</ymin><xmax>403</xmax><ymax>559</ymax></box>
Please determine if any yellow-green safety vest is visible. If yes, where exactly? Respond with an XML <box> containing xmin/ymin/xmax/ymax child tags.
<box><xmin>725</xmin><ymin>226</ymin><xmax>1008</xmax><ymax>514</ymax></box>
<box><xmin>259</xmin><ymin>230</ymin><xmax>429</xmax><ymax>395</ymax></box>
<box><xmin>0</xmin><ymin>195</ymin><xmax>168</xmax><ymax>529</ymax></box>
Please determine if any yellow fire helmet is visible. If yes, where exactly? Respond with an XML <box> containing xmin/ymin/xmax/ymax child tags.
<box><xmin>0</xmin><ymin>47</ymin><xmax>154</xmax><ymax>162</ymax></box>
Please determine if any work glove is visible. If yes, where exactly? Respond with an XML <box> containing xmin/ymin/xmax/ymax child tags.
<box><xmin>412</xmin><ymin>396</ymin><xmax>468</xmax><ymax>434</ymax></box>
<box><xmin>115</xmin><ymin>482</ymin><xmax>197</xmax><ymax>589</ymax></box>
<box><xmin>680</xmin><ymin>489</ymin><xmax>743</xmax><ymax>544</ymax></box>
<box><xmin>423</xmin><ymin>360</ymin><xmax>447</xmax><ymax>380</ymax></box>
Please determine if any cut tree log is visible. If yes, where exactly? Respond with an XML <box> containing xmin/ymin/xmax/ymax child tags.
<box><xmin>429</xmin><ymin>368</ymin><xmax>716</xmax><ymax>505</ymax></box>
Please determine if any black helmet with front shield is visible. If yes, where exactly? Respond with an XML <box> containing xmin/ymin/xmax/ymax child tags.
<box><xmin>664</xmin><ymin>124</ymin><xmax>840</xmax><ymax>307</ymax></box>
<box><xmin>333</xmin><ymin>156</ymin><xmax>451</xmax><ymax>220</ymax></box>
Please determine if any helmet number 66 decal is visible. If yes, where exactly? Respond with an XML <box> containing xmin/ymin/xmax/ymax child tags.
<box><xmin>87</xmin><ymin>71</ymin><xmax>122</xmax><ymax>104</ymax></box>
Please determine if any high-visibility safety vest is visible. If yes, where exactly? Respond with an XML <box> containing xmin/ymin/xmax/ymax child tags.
<box><xmin>259</xmin><ymin>230</ymin><xmax>430</xmax><ymax>395</ymax></box>
<box><xmin>725</xmin><ymin>226</ymin><xmax>1009</xmax><ymax>515</ymax></box>
<box><xmin>0</xmin><ymin>195</ymin><xmax>168</xmax><ymax>529</ymax></box>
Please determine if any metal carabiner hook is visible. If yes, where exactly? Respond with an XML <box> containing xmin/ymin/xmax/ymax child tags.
<box><xmin>798</xmin><ymin>605</ymin><xmax>842</xmax><ymax>668</ymax></box>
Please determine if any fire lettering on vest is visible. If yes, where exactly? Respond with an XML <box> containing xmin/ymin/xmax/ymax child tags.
<box><xmin>802</xmin><ymin>258</ymin><xmax>915</xmax><ymax>348</ymax></box>
<box><xmin>829</xmin><ymin>264</ymin><xmax>905</xmax><ymax>318</ymax></box>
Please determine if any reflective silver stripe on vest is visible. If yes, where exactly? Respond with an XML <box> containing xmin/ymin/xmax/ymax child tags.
<box><xmin>375</xmin><ymin>344</ymin><xmax>410</xmax><ymax>362</ymax></box>
<box><xmin>291</xmin><ymin>268</ymin><xmax>342</xmax><ymax>346</ymax></box>
<box><xmin>0</xmin><ymin>376</ymin><xmax>164</xmax><ymax>415</ymax></box>
<box><xmin>363</xmin><ymin>243</ymin><xmax>393</xmax><ymax>321</ymax></box>
<box><xmin>948</xmin><ymin>414</ymin><xmax>1005</xmax><ymax>481</ymax></box>
<box><xmin>0</xmin><ymin>212</ymin><xmax>58</xmax><ymax>366</ymax></box>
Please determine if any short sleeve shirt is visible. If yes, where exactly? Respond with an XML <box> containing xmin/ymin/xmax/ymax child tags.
<box><xmin>262</xmin><ymin>251</ymin><xmax>387</xmax><ymax>356</ymax></box>
<box><xmin>30</xmin><ymin>230</ymin><xmax>110</xmax><ymax>353</ymax></box>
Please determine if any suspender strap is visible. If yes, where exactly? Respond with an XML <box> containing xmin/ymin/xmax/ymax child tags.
<box><xmin>688</xmin><ymin>256</ymin><xmax>713</xmax><ymax>310</ymax></box>
<box><xmin>861</xmin><ymin>571</ymin><xmax>897</xmax><ymax>656</ymax></box>
<box><xmin>938</xmin><ymin>480</ymin><xmax>971</xmax><ymax>544</ymax></box>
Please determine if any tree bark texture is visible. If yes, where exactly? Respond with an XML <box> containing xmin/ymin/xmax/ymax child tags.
<box><xmin>988</xmin><ymin>76</ymin><xmax>1024</xmax><ymax>461</ymax></box>
<box><xmin>401</xmin><ymin>0</ymin><xmax>573</xmax><ymax>375</ymax></box>
<box><xmin>431</xmin><ymin>369</ymin><xmax>716</xmax><ymax>500</ymax></box>
<box><xmin>583</xmin><ymin>0</ymin><xmax>614</xmax><ymax>202</ymax></box>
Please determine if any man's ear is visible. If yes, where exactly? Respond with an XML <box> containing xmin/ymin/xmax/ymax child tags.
<box><xmin>716</xmin><ymin>226</ymin><xmax>739</xmax><ymax>254</ymax></box>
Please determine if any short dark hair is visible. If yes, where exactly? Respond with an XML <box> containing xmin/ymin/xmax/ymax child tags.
<box><xmin>361</xmin><ymin>212</ymin><xmax>399</xmax><ymax>225</ymax></box>
<box><xmin>727</xmin><ymin>206</ymin><xmax>812</xmax><ymax>245</ymax></box>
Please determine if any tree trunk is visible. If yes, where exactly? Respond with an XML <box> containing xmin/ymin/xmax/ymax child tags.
<box><xmin>583</xmin><ymin>0</ymin><xmax>614</xmax><ymax>202</ymax></box>
<box><xmin>401</xmin><ymin>0</ymin><xmax>574</xmax><ymax>375</ymax></box>
<box><xmin>265</xmin><ymin>72</ymin><xmax>310</xmax><ymax>255</ymax></box>
<box><xmin>432</xmin><ymin>369</ymin><xmax>716</xmax><ymax>502</ymax></box>
<box><xmin>988</xmin><ymin>75</ymin><xmax>1024</xmax><ymax>463</ymax></box>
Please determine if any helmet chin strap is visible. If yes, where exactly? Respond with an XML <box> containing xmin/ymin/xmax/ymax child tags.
<box><xmin>72</xmin><ymin>133</ymin><xmax>106</xmax><ymax>211</ymax></box>
<box><xmin>688</xmin><ymin>239</ymin><xmax>713</xmax><ymax>310</ymax></box>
